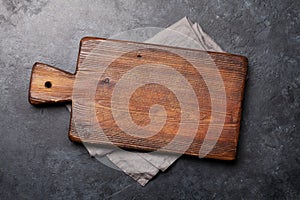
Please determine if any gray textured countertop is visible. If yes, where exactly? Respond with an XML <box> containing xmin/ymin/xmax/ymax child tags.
<box><xmin>0</xmin><ymin>0</ymin><xmax>299</xmax><ymax>199</ymax></box>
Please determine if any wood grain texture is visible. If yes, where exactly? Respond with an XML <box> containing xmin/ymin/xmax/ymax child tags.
<box><xmin>29</xmin><ymin>63</ymin><xmax>74</xmax><ymax>104</ymax></box>
<box><xmin>29</xmin><ymin>37</ymin><xmax>248</xmax><ymax>160</ymax></box>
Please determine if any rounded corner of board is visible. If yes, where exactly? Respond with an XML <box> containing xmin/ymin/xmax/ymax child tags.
<box><xmin>80</xmin><ymin>37</ymin><xmax>107</xmax><ymax>45</ymax></box>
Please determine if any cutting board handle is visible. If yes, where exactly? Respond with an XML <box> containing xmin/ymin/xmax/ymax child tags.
<box><xmin>28</xmin><ymin>63</ymin><xmax>75</xmax><ymax>105</ymax></box>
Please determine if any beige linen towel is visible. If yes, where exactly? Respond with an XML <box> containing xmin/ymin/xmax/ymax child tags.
<box><xmin>67</xmin><ymin>17</ymin><xmax>224</xmax><ymax>186</ymax></box>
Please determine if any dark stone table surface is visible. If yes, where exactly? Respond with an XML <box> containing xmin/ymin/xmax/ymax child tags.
<box><xmin>0</xmin><ymin>0</ymin><xmax>299</xmax><ymax>199</ymax></box>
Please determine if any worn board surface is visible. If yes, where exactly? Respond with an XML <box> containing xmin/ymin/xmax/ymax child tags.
<box><xmin>29</xmin><ymin>37</ymin><xmax>247</xmax><ymax>160</ymax></box>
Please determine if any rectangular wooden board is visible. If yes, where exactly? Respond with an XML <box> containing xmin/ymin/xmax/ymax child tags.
<box><xmin>29</xmin><ymin>37</ymin><xmax>247</xmax><ymax>160</ymax></box>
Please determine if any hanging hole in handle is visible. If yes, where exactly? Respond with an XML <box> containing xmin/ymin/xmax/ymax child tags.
<box><xmin>137</xmin><ymin>54</ymin><xmax>142</xmax><ymax>58</ymax></box>
<box><xmin>44</xmin><ymin>81</ymin><xmax>52</xmax><ymax>88</ymax></box>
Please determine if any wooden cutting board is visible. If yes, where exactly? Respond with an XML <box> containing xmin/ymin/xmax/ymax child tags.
<box><xmin>29</xmin><ymin>37</ymin><xmax>247</xmax><ymax>160</ymax></box>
